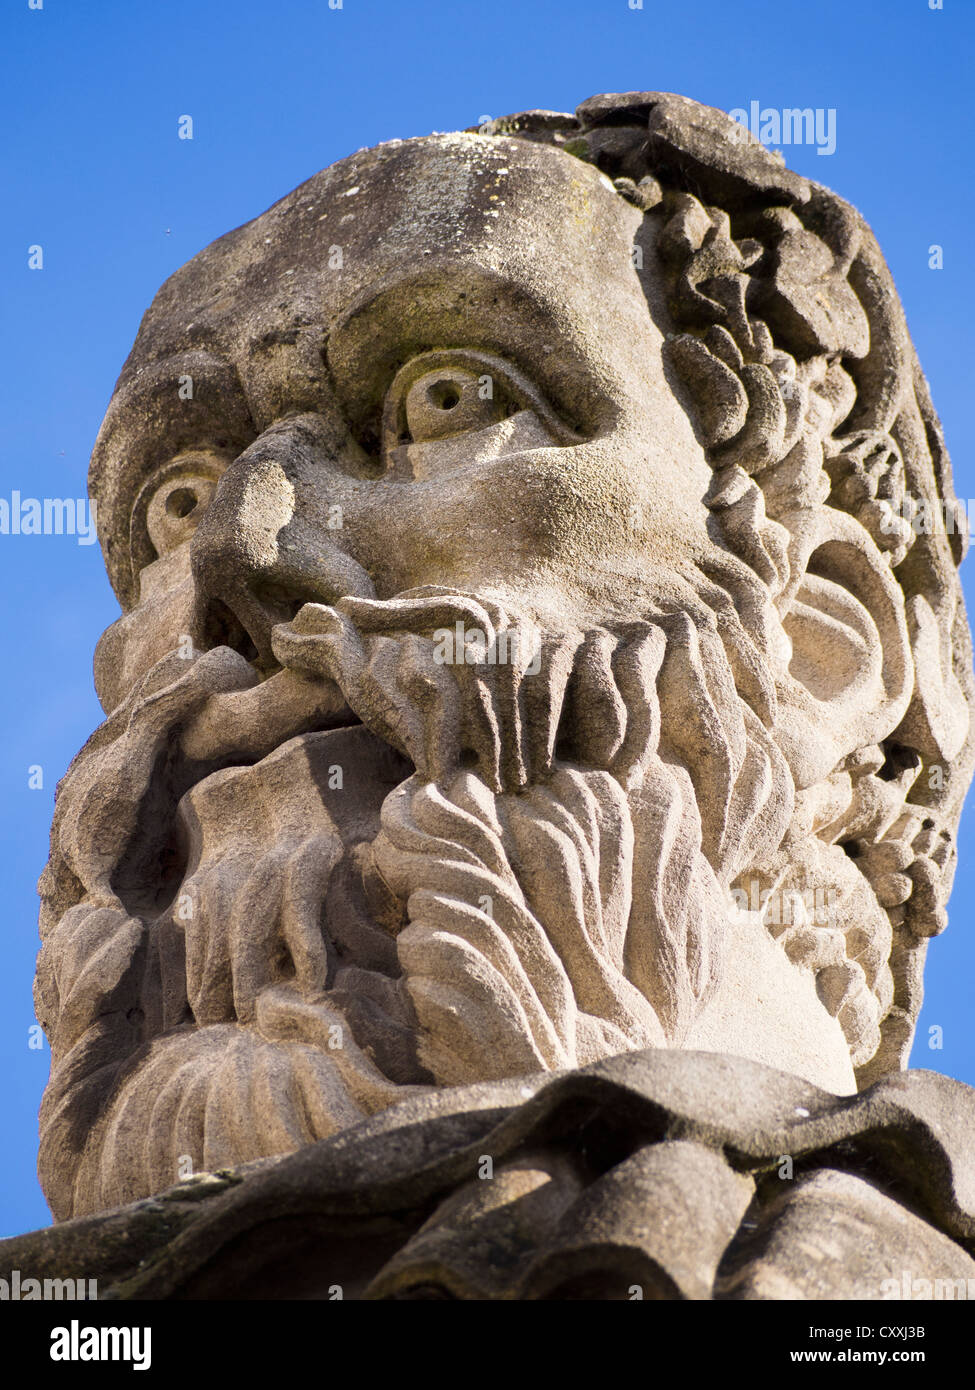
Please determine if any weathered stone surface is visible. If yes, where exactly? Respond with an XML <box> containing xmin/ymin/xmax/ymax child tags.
<box><xmin>6</xmin><ymin>1052</ymin><xmax>975</xmax><ymax>1299</ymax></box>
<box><xmin>22</xmin><ymin>92</ymin><xmax>975</xmax><ymax>1300</ymax></box>
<box><xmin>576</xmin><ymin>91</ymin><xmax>812</xmax><ymax>209</ymax></box>
<box><xmin>717</xmin><ymin>1168</ymin><xmax>975</xmax><ymax>1302</ymax></box>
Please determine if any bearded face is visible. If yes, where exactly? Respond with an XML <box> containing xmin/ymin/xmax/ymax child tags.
<box><xmin>35</xmin><ymin>108</ymin><xmax>970</xmax><ymax>1221</ymax></box>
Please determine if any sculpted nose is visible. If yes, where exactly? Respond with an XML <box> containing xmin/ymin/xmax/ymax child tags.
<box><xmin>190</xmin><ymin>420</ymin><xmax>374</xmax><ymax>670</ymax></box>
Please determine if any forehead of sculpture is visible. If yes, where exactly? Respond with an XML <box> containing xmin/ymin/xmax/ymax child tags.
<box><xmin>134</xmin><ymin>133</ymin><xmax>646</xmax><ymax>351</ymax></box>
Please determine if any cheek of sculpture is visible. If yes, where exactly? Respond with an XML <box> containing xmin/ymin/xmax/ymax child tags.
<box><xmin>93</xmin><ymin>547</ymin><xmax>199</xmax><ymax>714</ymax></box>
<box><xmin>300</xmin><ymin>433</ymin><xmax>702</xmax><ymax>609</ymax></box>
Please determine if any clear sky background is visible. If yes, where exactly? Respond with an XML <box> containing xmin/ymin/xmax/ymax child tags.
<box><xmin>1</xmin><ymin>0</ymin><xmax>972</xmax><ymax>1237</ymax></box>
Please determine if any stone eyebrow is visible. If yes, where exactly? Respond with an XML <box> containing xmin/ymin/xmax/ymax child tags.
<box><xmin>326</xmin><ymin>269</ymin><xmax>611</xmax><ymax>443</ymax></box>
<box><xmin>88</xmin><ymin>348</ymin><xmax>257</xmax><ymax>606</ymax></box>
<box><xmin>103</xmin><ymin>350</ymin><xmax>252</xmax><ymax>447</ymax></box>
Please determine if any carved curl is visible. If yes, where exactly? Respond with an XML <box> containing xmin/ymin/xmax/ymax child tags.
<box><xmin>487</xmin><ymin>92</ymin><xmax>975</xmax><ymax>1079</ymax></box>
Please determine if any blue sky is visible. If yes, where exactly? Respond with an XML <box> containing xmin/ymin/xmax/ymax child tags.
<box><xmin>1</xmin><ymin>0</ymin><xmax>972</xmax><ymax>1236</ymax></box>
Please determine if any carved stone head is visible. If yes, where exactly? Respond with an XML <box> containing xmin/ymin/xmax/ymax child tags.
<box><xmin>36</xmin><ymin>93</ymin><xmax>974</xmax><ymax>1220</ymax></box>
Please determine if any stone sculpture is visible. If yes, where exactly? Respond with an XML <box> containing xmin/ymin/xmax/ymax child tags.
<box><xmin>16</xmin><ymin>92</ymin><xmax>975</xmax><ymax>1299</ymax></box>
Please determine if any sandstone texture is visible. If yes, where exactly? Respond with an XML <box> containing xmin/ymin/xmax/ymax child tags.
<box><xmin>25</xmin><ymin>93</ymin><xmax>975</xmax><ymax>1299</ymax></box>
<box><xmin>7</xmin><ymin>1051</ymin><xmax>975</xmax><ymax>1299</ymax></box>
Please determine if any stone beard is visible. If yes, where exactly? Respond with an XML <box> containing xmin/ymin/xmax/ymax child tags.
<box><xmin>34</xmin><ymin>93</ymin><xmax>974</xmax><ymax>1224</ymax></box>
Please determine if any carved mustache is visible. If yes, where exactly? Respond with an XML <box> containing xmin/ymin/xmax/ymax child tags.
<box><xmin>270</xmin><ymin>588</ymin><xmax>669</xmax><ymax>796</ymax></box>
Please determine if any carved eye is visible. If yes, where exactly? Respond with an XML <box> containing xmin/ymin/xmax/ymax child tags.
<box><xmin>138</xmin><ymin>452</ymin><xmax>227</xmax><ymax>559</ymax></box>
<box><xmin>400</xmin><ymin>366</ymin><xmax>515</xmax><ymax>444</ymax></box>
<box><xmin>380</xmin><ymin>349</ymin><xmax>579</xmax><ymax>469</ymax></box>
